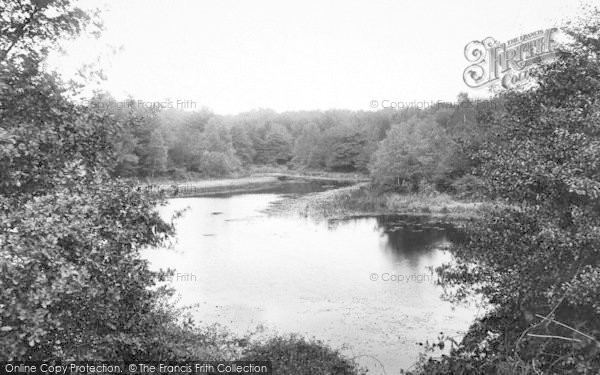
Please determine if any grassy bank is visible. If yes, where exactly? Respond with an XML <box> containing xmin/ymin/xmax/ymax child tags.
<box><xmin>150</xmin><ymin>175</ymin><xmax>281</xmax><ymax>197</ymax></box>
<box><xmin>144</xmin><ymin>166</ymin><xmax>369</xmax><ymax>184</ymax></box>
<box><xmin>269</xmin><ymin>183</ymin><xmax>489</xmax><ymax>220</ymax></box>
<box><xmin>144</xmin><ymin>170</ymin><xmax>488</xmax><ymax>219</ymax></box>
<box><xmin>142</xmin><ymin>309</ymin><xmax>367</xmax><ymax>374</ymax></box>
<box><xmin>145</xmin><ymin>171</ymin><xmax>368</xmax><ymax>197</ymax></box>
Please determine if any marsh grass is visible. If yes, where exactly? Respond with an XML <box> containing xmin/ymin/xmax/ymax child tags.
<box><xmin>287</xmin><ymin>184</ymin><xmax>487</xmax><ymax>220</ymax></box>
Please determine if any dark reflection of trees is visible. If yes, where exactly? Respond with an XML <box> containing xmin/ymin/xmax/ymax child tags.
<box><xmin>374</xmin><ymin>215</ymin><xmax>466</xmax><ymax>266</ymax></box>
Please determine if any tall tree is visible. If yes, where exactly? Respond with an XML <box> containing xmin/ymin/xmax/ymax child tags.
<box><xmin>231</xmin><ymin>125</ymin><xmax>256</xmax><ymax>165</ymax></box>
<box><xmin>254</xmin><ymin>123</ymin><xmax>292</xmax><ymax>165</ymax></box>
<box><xmin>198</xmin><ymin>117</ymin><xmax>240</xmax><ymax>176</ymax></box>
<box><xmin>292</xmin><ymin>122</ymin><xmax>324</xmax><ymax>168</ymax></box>
<box><xmin>144</xmin><ymin>129</ymin><xmax>168</xmax><ymax>178</ymax></box>
<box><xmin>424</xmin><ymin>10</ymin><xmax>600</xmax><ymax>374</ymax></box>
<box><xmin>0</xmin><ymin>0</ymin><xmax>176</xmax><ymax>361</ymax></box>
<box><xmin>370</xmin><ymin>115</ymin><xmax>448</xmax><ymax>190</ymax></box>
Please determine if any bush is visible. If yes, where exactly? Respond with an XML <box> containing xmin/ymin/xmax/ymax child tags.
<box><xmin>430</xmin><ymin>12</ymin><xmax>600</xmax><ymax>373</ymax></box>
<box><xmin>198</xmin><ymin>151</ymin><xmax>240</xmax><ymax>177</ymax></box>
<box><xmin>369</xmin><ymin>116</ymin><xmax>449</xmax><ymax>189</ymax></box>
<box><xmin>167</xmin><ymin>167</ymin><xmax>191</xmax><ymax>180</ymax></box>
<box><xmin>417</xmin><ymin>180</ymin><xmax>437</xmax><ymax>196</ymax></box>
<box><xmin>450</xmin><ymin>174</ymin><xmax>486</xmax><ymax>198</ymax></box>
<box><xmin>241</xmin><ymin>336</ymin><xmax>366</xmax><ymax>375</ymax></box>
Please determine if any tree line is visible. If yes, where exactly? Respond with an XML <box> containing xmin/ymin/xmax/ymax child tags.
<box><xmin>103</xmin><ymin>92</ymin><xmax>500</xmax><ymax>197</ymax></box>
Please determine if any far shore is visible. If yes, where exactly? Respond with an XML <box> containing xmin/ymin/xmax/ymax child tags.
<box><xmin>143</xmin><ymin>172</ymin><xmax>488</xmax><ymax>221</ymax></box>
<box><xmin>144</xmin><ymin>171</ymin><xmax>369</xmax><ymax>197</ymax></box>
<box><xmin>267</xmin><ymin>183</ymin><xmax>489</xmax><ymax>221</ymax></box>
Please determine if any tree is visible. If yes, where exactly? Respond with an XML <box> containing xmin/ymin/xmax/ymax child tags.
<box><xmin>254</xmin><ymin>124</ymin><xmax>292</xmax><ymax>165</ymax></box>
<box><xmin>0</xmin><ymin>0</ymin><xmax>100</xmax><ymax>64</ymax></box>
<box><xmin>202</xmin><ymin>117</ymin><xmax>233</xmax><ymax>154</ymax></box>
<box><xmin>423</xmin><ymin>9</ymin><xmax>600</xmax><ymax>374</ymax></box>
<box><xmin>112</xmin><ymin>130</ymin><xmax>139</xmax><ymax>177</ymax></box>
<box><xmin>0</xmin><ymin>0</ymin><xmax>178</xmax><ymax>361</ymax></box>
<box><xmin>322</xmin><ymin>126</ymin><xmax>367</xmax><ymax>172</ymax></box>
<box><xmin>197</xmin><ymin>117</ymin><xmax>240</xmax><ymax>176</ymax></box>
<box><xmin>369</xmin><ymin>115</ymin><xmax>448</xmax><ymax>190</ymax></box>
<box><xmin>143</xmin><ymin>129</ymin><xmax>168</xmax><ymax>178</ymax></box>
<box><xmin>292</xmin><ymin>122</ymin><xmax>323</xmax><ymax>168</ymax></box>
<box><xmin>156</xmin><ymin>108</ymin><xmax>212</xmax><ymax>172</ymax></box>
<box><xmin>198</xmin><ymin>151</ymin><xmax>238</xmax><ymax>177</ymax></box>
<box><xmin>430</xmin><ymin>94</ymin><xmax>498</xmax><ymax>191</ymax></box>
<box><xmin>231</xmin><ymin>125</ymin><xmax>255</xmax><ymax>165</ymax></box>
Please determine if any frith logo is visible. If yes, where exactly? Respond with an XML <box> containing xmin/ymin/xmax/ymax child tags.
<box><xmin>463</xmin><ymin>28</ymin><xmax>559</xmax><ymax>90</ymax></box>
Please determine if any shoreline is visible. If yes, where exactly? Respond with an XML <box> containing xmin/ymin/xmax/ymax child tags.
<box><xmin>267</xmin><ymin>183</ymin><xmax>487</xmax><ymax>221</ymax></box>
<box><xmin>146</xmin><ymin>172</ymin><xmax>369</xmax><ymax>198</ymax></box>
<box><xmin>146</xmin><ymin>173</ymin><xmax>487</xmax><ymax>221</ymax></box>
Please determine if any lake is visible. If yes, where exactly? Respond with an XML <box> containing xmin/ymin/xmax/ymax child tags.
<box><xmin>143</xmin><ymin>181</ymin><xmax>476</xmax><ymax>374</ymax></box>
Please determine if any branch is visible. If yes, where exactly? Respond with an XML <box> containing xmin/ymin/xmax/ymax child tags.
<box><xmin>534</xmin><ymin>314</ymin><xmax>600</xmax><ymax>345</ymax></box>
<box><xmin>514</xmin><ymin>295</ymin><xmax>566</xmax><ymax>354</ymax></box>
<box><xmin>527</xmin><ymin>333</ymin><xmax>581</xmax><ymax>343</ymax></box>
<box><xmin>0</xmin><ymin>5</ymin><xmax>41</xmax><ymax>63</ymax></box>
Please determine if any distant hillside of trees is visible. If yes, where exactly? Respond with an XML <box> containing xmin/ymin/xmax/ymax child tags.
<box><xmin>104</xmin><ymin>93</ymin><xmax>501</xmax><ymax>195</ymax></box>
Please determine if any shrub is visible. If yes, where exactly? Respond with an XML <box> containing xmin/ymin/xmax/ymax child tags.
<box><xmin>167</xmin><ymin>167</ymin><xmax>191</xmax><ymax>181</ymax></box>
<box><xmin>429</xmin><ymin>12</ymin><xmax>600</xmax><ymax>373</ymax></box>
<box><xmin>450</xmin><ymin>174</ymin><xmax>486</xmax><ymax>198</ymax></box>
<box><xmin>417</xmin><ymin>180</ymin><xmax>437</xmax><ymax>196</ymax></box>
<box><xmin>241</xmin><ymin>336</ymin><xmax>366</xmax><ymax>375</ymax></box>
<box><xmin>198</xmin><ymin>151</ymin><xmax>240</xmax><ymax>177</ymax></box>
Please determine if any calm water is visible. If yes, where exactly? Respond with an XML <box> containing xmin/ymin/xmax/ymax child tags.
<box><xmin>143</xmin><ymin>182</ymin><xmax>476</xmax><ymax>374</ymax></box>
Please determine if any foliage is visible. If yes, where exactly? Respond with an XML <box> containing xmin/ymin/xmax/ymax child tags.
<box><xmin>253</xmin><ymin>123</ymin><xmax>293</xmax><ymax>165</ymax></box>
<box><xmin>450</xmin><ymin>174</ymin><xmax>486</xmax><ymax>199</ymax></box>
<box><xmin>0</xmin><ymin>0</ymin><xmax>100</xmax><ymax>64</ymax></box>
<box><xmin>241</xmin><ymin>335</ymin><xmax>366</xmax><ymax>375</ymax></box>
<box><xmin>292</xmin><ymin>122</ymin><xmax>323</xmax><ymax>168</ymax></box>
<box><xmin>292</xmin><ymin>184</ymin><xmax>482</xmax><ymax>219</ymax></box>
<box><xmin>0</xmin><ymin>178</ymin><xmax>176</xmax><ymax>360</ymax></box>
<box><xmin>155</xmin><ymin>108</ymin><xmax>211</xmax><ymax>172</ymax></box>
<box><xmin>0</xmin><ymin>5</ymin><xmax>371</xmax><ymax>373</ymax></box>
<box><xmin>231</xmin><ymin>125</ymin><xmax>255</xmax><ymax>165</ymax></box>
<box><xmin>142</xmin><ymin>129</ymin><xmax>168</xmax><ymax>178</ymax></box>
<box><xmin>323</xmin><ymin>126</ymin><xmax>368</xmax><ymax>172</ymax></box>
<box><xmin>198</xmin><ymin>151</ymin><xmax>240</xmax><ymax>177</ymax></box>
<box><xmin>197</xmin><ymin>118</ymin><xmax>240</xmax><ymax>176</ymax></box>
<box><xmin>98</xmin><ymin>95</ymin><xmax>497</xmax><ymax>183</ymax></box>
<box><xmin>369</xmin><ymin>115</ymin><xmax>449</xmax><ymax>191</ymax></box>
<box><xmin>422</xmin><ymin>9</ymin><xmax>600</xmax><ymax>374</ymax></box>
<box><xmin>0</xmin><ymin>0</ymin><xmax>181</xmax><ymax>361</ymax></box>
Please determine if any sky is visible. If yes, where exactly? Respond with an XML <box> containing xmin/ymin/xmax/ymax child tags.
<box><xmin>49</xmin><ymin>0</ymin><xmax>593</xmax><ymax>115</ymax></box>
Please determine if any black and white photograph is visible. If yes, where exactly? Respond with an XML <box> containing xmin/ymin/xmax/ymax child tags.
<box><xmin>1</xmin><ymin>0</ymin><xmax>600</xmax><ymax>374</ymax></box>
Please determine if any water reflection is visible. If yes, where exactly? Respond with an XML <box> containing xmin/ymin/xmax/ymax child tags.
<box><xmin>379</xmin><ymin>217</ymin><xmax>447</xmax><ymax>266</ymax></box>
<box><xmin>330</xmin><ymin>215</ymin><xmax>457</xmax><ymax>269</ymax></box>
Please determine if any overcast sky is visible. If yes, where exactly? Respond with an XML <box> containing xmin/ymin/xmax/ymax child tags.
<box><xmin>49</xmin><ymin>0</ymin><xmax>591</xmax><ymax>115</ymax></box>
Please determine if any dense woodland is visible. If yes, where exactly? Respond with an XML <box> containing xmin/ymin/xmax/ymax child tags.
<box><xmin>418</xmin><ymin>9</ymin><xmax>600</xmax><ymax>373</ymax></box>
<box><xmin>1</xmin><ymin>0</ymin><xmax>599</xmax><ymax>374</ymax></box>
<box><xmin>104</xmin><ymin>92</ymin><xmax>497</xmax><ymax>196</ymax></box>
